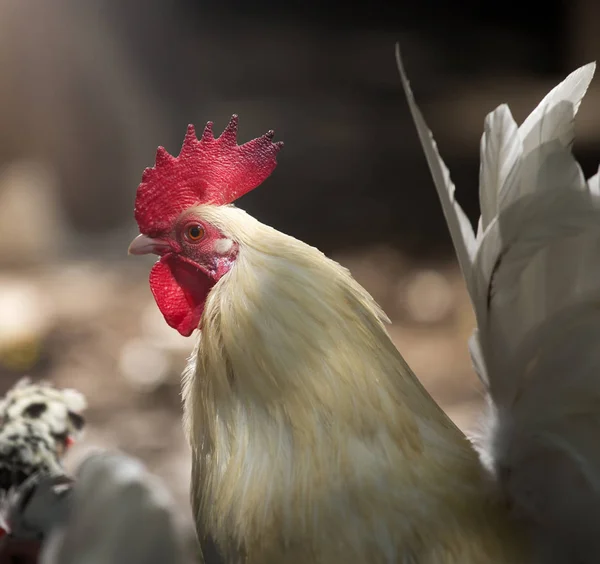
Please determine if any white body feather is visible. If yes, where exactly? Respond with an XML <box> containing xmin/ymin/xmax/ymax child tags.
<box><xmin>397</xmin><ymin>46</ymin><xmax>600</xmax><ymax>562</ymax></box>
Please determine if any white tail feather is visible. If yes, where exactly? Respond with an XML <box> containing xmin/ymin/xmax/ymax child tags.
<box><xmin>478</xmin><ymin>104</ymin><xmax>522</xmax><ymax>234</ymax></box>
<box><xmin>519</xmin><ymin>63</ymin><xmax>594</xmax><ymax>153</ymax></box>
<box><xmin>397</xmin><ymin>45</ymin><xmax>600</xmax><ymax>561</ymax></box>
<box><xmin>395</xmin><ymin>47</ymin><xmax>477</xmax><ymax>290</ymax></box>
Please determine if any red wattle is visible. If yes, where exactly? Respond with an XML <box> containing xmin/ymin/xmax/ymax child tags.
<box><xmin>149</xmin><ymin>256</ymin><xmax>212</xmax><ymax>337</ymax></box>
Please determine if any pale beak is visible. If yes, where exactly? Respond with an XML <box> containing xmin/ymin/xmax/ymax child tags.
<box><xmin>128</xmin><ymin>234</ymin><xmax>171</xmax><ymax>256</ymax></box>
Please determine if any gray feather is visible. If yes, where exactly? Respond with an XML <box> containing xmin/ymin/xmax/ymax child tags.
<box><xmin>40</xmin><ymin>452</ymin><xmax>188</xmax><ymax>564</ymax></box>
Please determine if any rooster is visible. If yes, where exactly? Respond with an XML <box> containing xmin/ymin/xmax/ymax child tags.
<box><xmin>128</xmin><ymin>118</ymin><xmax>536</xmax><ymax>559</ymax></box>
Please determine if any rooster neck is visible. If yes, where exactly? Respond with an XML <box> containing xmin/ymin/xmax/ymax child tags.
<box><xmin>179</xmin><ymin>209</ymin><xmax>508</xmax><ymax>560</ymax></box>
<box><xmin>189</xmin><ymin>234</ymin><xmax>463</xmax><ymax>442</ymax></box>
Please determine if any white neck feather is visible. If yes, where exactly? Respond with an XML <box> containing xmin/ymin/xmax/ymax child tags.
<box><xmin>181</xmin><ymin>205</ymin><xmax>518</xmax><ymax>562</ymax></box>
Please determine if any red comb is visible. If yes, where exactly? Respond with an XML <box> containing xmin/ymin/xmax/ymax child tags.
<box><xmin>134</xmin><ymin>115</ymin><xmax>283</xmax><ymax>234</ymax></box>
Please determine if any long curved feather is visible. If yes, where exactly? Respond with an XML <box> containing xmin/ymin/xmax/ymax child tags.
<box><xmin>395</xmin><ymin>46</ymin><xmax>477</xmax><ymax>290</ymax></box>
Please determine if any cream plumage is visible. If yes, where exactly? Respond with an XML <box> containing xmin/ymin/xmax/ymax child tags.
<box><xmin>181</xmin><ymin>205</ymin><xmax>527</xmax><ymax>563</ymax></box>
<box><xmin>398</xmin><ymin>45</ymin><xmax>600</xmax><ymax>563</ymax></box>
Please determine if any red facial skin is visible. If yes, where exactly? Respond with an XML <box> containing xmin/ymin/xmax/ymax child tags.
<box><xmin>130</xmin><ymin>211</ymin><xmax>238</xmax><ymax>336</ymax></box>
<box><xmin>130</xmin><ymin>118</ymin><xmax>282</xmax><ymax>336</ymax></box>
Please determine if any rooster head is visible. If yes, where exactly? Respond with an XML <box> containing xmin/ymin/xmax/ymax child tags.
<box><xmin>128</xmin><ymin>115</ymin><xmax>283</xmax><ymax>336</ymax></box>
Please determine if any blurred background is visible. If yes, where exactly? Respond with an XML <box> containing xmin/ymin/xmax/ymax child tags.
<box><xmin>0</xmin><ymin>0</ymin><xmax>599</xmax><ymax>557</ymax></box>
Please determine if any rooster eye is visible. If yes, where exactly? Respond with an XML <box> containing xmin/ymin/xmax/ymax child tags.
<box><xmin>186</xmin><ymin>224</ymin><xmax>205</xmax><ymax>241</ymax></box>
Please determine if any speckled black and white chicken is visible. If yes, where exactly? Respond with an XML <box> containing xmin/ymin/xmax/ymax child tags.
<box><xmin>0</xmin><ymin>378</ymin><xmax>86</xmax><ymax>493</ymax></box>
<box><xmin>0</xmin><ymin>379</ymin><xmax>187</xmax><ymax>564</ymax></box>
<box><xmin>0</xmin><ymin>378</ymin><xmax>85</xmax><ymax>562</ymax></box>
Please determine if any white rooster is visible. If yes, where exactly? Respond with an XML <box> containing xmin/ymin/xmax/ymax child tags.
<box><xmin>125</xmin><ymin>44</ymin><xmax>600</xmax><ymax>561</ymax></box>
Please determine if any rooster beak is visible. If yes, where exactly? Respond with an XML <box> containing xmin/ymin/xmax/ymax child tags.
<box><xmin>128</xmin><ymin>234</ymin><xmax>170</xmax><ymax>256</ymax></box>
